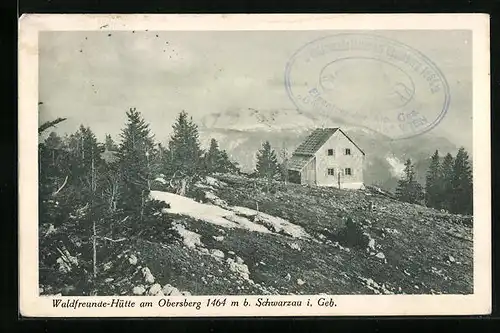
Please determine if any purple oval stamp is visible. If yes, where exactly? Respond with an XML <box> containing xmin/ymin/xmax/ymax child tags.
<box><xmin>284</xmin><ymin>33</ymin><xmax>450</xmax><ymax>140</ymax></box>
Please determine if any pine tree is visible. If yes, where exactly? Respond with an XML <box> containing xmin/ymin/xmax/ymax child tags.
<box><xmin>218</xmin><ymin>150</ymin><xmax>239</xmax><ymax>174</ymax></box>
<box><xmin>440</xmin><ymin>153</ymin><xmax>454</xmax><ymax>211</ymax></box>
<box><xmin>40</xmin><ymin>132</ymin><xmax>65</xmax><ymax>185</ymax></box>
<box><xmin>59</xmin><ymin>125</ymin><xmax>106</xmax><ymax>209</ymax></box>
<box><xmin>425</xmin><ymin>150</ymin><xmax>442</xmax><ymax>209</ymax></box>
<box><xmin>40</xmin><ymin>126</ymin><xmax>107</xmax><ymax>233</ymax></box>
<box><xmin>204</xmin><ymin>138</ymin><xmax>220</xmax><ymax>174</ymax></box>
<box><xmin>255</xmin><ymin>141</ymin><xmax>280</xmax><ymax>186</ymax></box>
<box><xmin>450</xmin><ymin>147</ymin><xmax>473</xmax><ymax>214</ymax></box>
<box><xmin>104</xmin><ymin>134</ymin><xmax>118</xmax><ymax>151</ymax></box>
<box><xmin>395</xmin><ymin>158</ymin><xmax>424</xmax><ymax>204</ymax></box>
<box><xmin>203</xmin><ymin>138</ymin><xmax>239</xmax><ymax>175</ymax></box>
<box><xmin>39</xmin><ymin>131</ymin><xmax>69</xmax><ymax>225</ymax></box>
<box><xmin>45</xmin><ymin>131</ymin><xmax>64</xmax><ymax>150</ymax></box>
<box><xmin>38</xmin><ymin>118</ymin><xmax>73</xmax><ymax>226</ymax></box>
<box><xmin>167</xmin><ymin>111</ymin><xmax>203</xmax><ymax>177</ymax></box>
<box><xmin>117</xmin><ymin>108</ymin><xmax>156</xmax><ymax>217</ymax></box>
<box><xmin>67</xmin><ymin>126</ymin><xmax>104</xmax><ymax>172</ymax></box>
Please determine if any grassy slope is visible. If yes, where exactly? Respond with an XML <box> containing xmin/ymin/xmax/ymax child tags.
<box><xmin>133</xmin><ymin>174</ymin><xmax>472</xmax><ymax>296</ymax></box>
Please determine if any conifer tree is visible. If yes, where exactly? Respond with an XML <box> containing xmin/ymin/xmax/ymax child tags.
<box><xmin>425</xmin><ymin>150</ymin><xmax>442</xmax><ymax>209</ymax></box>
<box><xmin>450</xmin><ymin>147</ymin><xmax>473</xmax><ymax>214</ymax></box>
<box><xmin>39</xmin><ymin>126</ymin><xmax>107</xmax><ymax>229</ymax></box>
<box><xmin>39</xmin><ymin>131</ymin><xmax>69</xmax><ymax>225</ymax></box>
<box><xmin>203</xmin><ymin>138</ymin><xmax>239</xmax><ymax>174</ymax></box>
<box><xmin>255</xmin><ymin>141</ymin><xmax>280</xmax><ymax>185</ymax></box>
<box><xmin>67</xmin><ymin>126</ymin><xmax>104</xmax><ymax>168</ymax></box>
<box><xmin>117</xmin><ymin>108</ymin><xmax>156</xmax><ymax>217</ymax></box>
<box><xmin>104</xmin><ymin>134</ymin><xmax>118</xmax><ymax>151</ymax></box>
<box><xmin>440</xmin><ymin>153</ymin><xmax>454</xmax><ymax>211</ymax></box>
<box><xmin>395</xmin><ymin>158</ymin><xmax>424</xmax><ymax>204</ymax></box>
<box><xmin>218</xmin><ymin>150</ymin><xmax>239</xmax><ymax>174</ymax></box>
<box><xmin>45</xmin><ymin>131</ymin><xmax>64</xmax><ymax>151</ymax></box>
<box><xmin>204</xmin><ymin>138</ymin><xmax>220</xmax><ymax>174</ymax></box>
<box><xmin>40</xmin><ymin>132</ymin><xmax>66</xmax><ymax>185</ymax></box>
<box><xmin>62</xmin><ymin>125</ymin><xmax>106</xmax><ymax>206</ymax></box>
<box><xmin>167</xmin><ymin>111</ymin><xmax>203</xmax><ymax>177</ymax></box>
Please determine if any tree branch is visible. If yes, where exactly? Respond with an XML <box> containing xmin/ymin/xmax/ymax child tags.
<box><xmin>117</xmin><ymin>216</ymin><xmax>130</xmax><ymax>224</ymax></box>
<box><xmin>98</xmin><ymin>236</ymin><xmax>127</xmax><ymax>243</ymax></box>
<box><xmin>52</xmin><ymin>175</ymin><xmax>68</xmax><ymax>196</ymax></box>
<box><xmin>38</xmin><ymin>117</ymin><xmax>67</xmax><ymax>134</ymax></box>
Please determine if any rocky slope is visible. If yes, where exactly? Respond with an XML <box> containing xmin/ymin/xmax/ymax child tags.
<box><xmin>40</xmin><ymin>174</ymin><xmax>473</xmax><ymax>296</ymax></box>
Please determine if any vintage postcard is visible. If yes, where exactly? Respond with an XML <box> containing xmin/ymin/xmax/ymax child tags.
<box><xmin>19</xmin><ymin>14</ymin><xmax>491</xmax><ymax>317</ymax></box>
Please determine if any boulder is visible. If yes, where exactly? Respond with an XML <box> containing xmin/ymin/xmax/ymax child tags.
<box><xmin>148</xmin><ymin>283</ymin><xmax>163</xmax><ymax>296</ymax></box>
<box><xmin>133</xmin><ymin>285</ymin><xmax>146</xmax><ymax>295</ymax></box>
<box><xmin>141</xmin><ymin>267</ymin><xmax>155</xmax><ymax>284</ymax></box>
<box><xmin>162</xmin><ymin>284</ymin><xmax>180</xmax><ymax>296</ymax></box>
<box><xmin>170</xmin><ymin>288</ymin><xmax>183</xmax><ymax>296</ymax></box>
<box><xmin>213</xmin><ymin>235</ymin><xmax>224</xmax><ymax>242</ymax></box>
<box><xmin>128</xmin><ymin>255</ymin><xmax>138</xmax><ymax>265</ymax></box>
<box><xmin>210</xmin><ymin>249</ymin><xmax>225</xmax><ymax>259</ymax></box>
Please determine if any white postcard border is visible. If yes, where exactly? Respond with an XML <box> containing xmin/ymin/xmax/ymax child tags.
<box><xmin>18</xmin><ymin>13</ymin><xmax>491</xmax><ymax>317</ymax></box>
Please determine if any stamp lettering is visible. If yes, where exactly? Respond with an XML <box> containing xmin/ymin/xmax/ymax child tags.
<box><xmin>285</xmin><ymin>33</ymin><xmax>450</xmax><ymax>139</ymax></box>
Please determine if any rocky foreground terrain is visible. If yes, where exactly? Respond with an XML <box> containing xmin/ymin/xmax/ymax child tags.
<box><xmin>39</xmin><ymin>174</ymin><xmax>472</xmax><ymax>297</ymax></box>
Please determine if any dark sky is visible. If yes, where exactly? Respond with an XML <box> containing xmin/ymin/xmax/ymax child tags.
<box><xmin>39</xmin><ymin>30</ymin><xmax>472</xmax><ymax>149</ymax></box>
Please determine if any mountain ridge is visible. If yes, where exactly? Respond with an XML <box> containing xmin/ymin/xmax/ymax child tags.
<box><xmin>196</xmin><ymin>108</ymin><xmax>459</xmax><ymax>191</ymax></box>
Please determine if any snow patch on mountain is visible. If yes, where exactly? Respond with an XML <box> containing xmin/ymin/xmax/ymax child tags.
<box><xmin>231</xmin><ymin>206</ymin><xmax>311</xmax><ymax>239</ymax></box>
<box><xmin>150</xmin><ymin>190</ymin><xmax>310</xmax><ymax>239</ymax></box>
<box><xmin>151</xmin><ymin>191</ymin><xmax>238</xmax><ymax>228</ymax></box>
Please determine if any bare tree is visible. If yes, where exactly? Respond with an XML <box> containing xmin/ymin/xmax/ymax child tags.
<box><xmin>169</xmin><ymin>170</ymin><xmax>195</xmax><ymax>196</ymax></box>
<box><xmin>103</xmin><ymin>172</ymin><xmax>120</xmax><ymax>212</ymax></box>
<box><xmin>90</xmin><ymin>147</ymin><xmax>98</xmax><ymax>279</ymax></box>
<box><xmin>279</xmin><ymin>142</ymin><xmax>290</xmax><ymax>185</ymax></box>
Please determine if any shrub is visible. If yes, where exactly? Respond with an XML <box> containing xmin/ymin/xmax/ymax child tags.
<box><xmin>187</xmin><ymin>186</ymin><xmax>207</xmax><ymax>203</ymax></box>
<box><xmin>337</xmin><ymin>217</ymin><xmax>369</xmax><ymax>249</ymax></box>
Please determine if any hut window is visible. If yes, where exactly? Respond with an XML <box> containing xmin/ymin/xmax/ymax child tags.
<box><xmin>344</xmin><ymin>148</ymin><xmax>351</xmax><ymax>155</ymax></box>
<box><xmin>327</xmin><ymin>149</ymin><xmax>334</xmax><ymax>156</ymax></box>
<box><xmin>327</xmin><ymin>168</ymin><xmax>335</xmax><ymax>176</ymax></box>
<box><xmin>345</xmin><ymin>168</ymin><xmax>352</xmax><ymax>176</ymax></box>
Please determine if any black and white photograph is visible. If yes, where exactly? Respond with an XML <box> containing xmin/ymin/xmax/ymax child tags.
<box><xmin>19</xmin><ymin>14</ymin><xmax>490</xmax><ymax>317</ymax></box>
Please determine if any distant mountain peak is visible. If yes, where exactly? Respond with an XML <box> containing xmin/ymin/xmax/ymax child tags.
<box><xmin>199</xmin><ymin>107</ymin><xmax>339</xmax><ymax>132</ymax></box>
